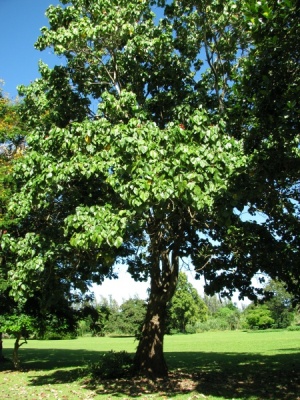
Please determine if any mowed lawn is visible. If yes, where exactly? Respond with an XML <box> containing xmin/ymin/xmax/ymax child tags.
<box><xmin>0</xmin><ymin>330</ymin><xmax>299</xmax><ymax>400</ymax></box>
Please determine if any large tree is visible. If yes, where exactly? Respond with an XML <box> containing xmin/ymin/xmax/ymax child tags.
<box><xmin>4</xmin><ymin>0</ymin><xmax>299</xmax><ymax>377</ymax></box>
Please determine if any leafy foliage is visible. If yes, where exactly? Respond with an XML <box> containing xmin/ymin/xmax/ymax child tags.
<box><xmin>116</xmin><ymin>298</ymin><xmax>147</xmax><ymax>336</ymax></box>
<box><xmin>243</xmin><ymin>305</ymin><xmax>275</xmax><ymax>330</ymax></box>
<box><xmin>263</xmin><ymin>280</ymin><xmax>295</xmax><ymax>328</ymax></box>
<box><xmin>241</xmin><ymin>279</ymin><xmax>296</xmax><ymax>330</ymax></box>
<box><xmin>90</xmin><ymin>350</ymin><xmax>133</xmax><ymax>379</ymax></box>
<box><xmin>197</xmin><ymin>0</ymin><xmax>300</xmax><ymax>300</ymax></box>
<box><xmin>0</xmin><ymin>312</ymin><xmax>35</xmax><ymax>368</ymax></box>
<box><xmin>0</xmin><ymin>314</ymin><xmax>35</xmax><ymax>339</ymax></box>
<box><xmin>80</xmin><ymin>301</ymin><xmax>112</xmax><ymax>337</ymax></box>
<box><xmin>167</xmin><ymin>272</ymin><xmax>207</xmax><ymax>333</ymax></box>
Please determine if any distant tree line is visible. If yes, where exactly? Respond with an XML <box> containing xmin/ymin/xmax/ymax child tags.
<box><xmin>76</xmin><ymin>274</ymin><xmax>299</xmax><ymax>337</ymax></box>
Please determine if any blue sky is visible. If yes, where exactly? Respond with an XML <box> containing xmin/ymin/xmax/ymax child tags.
<box><xmin>0</xmin><ymin>0</ymin><xmax>60</xmax><ymax>98</ymax></box>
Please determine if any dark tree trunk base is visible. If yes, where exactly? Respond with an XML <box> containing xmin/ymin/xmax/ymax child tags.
<box><xmin>134</xmin><ymin>294</ymin><xmax>170</xmax><ymax>378</ymax></box>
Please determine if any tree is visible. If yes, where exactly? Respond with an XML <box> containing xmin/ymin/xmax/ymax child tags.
<box><xmin>4</xmin><ymin>0</ymin><xmax>299</xmax><ymax>377</ymax></box>
<box><xmin>241</xmin><ymin>280</ymin><xmax>295</xmax><ymax>330</ymax></box>
<box><xmin>117</xmin><ymin>297</ymin><xmax>147</xmax><ymax>336</ymax></box>
<box><xmin>260</xmin><ymin>279</ymin><xmax>294</xmax><ymax>328</ymax></box>
<box><xmin>0</xmin><ymin>84</ymin><xmax>84</xmax><ymax>367</ymax></box>
<box><xmin>203</xmin><ymin>294</ymin><xmax>223</xmax><ymax>316</ymax></box>
<box><xmin>0</xmin><ymin>313</ymin><xmax>36</xmax><ymax>368</ymax></box>
<box><xmin>167</xmin><ymin>272</ymin><xmax>207</xmax><ymax>333</ymax></box>
<box><xmin>78</xmin><ymin>296</ymin><xmax>146</xmax><ymax>336</ymax></box>
<box><xmin>0</xmin><ymin>84</ymin><xmax>28</xmax><ymax>362</ymax></box>
<box><xmin>243</xmin><ymin>305</ymin><xmax>275</xmax><ymax>330</ymax></box>
<box><xmin>79</xmin><ymin>295</ymin><xmax>118</xmax><ymax>336</ymax></box>
<box><xmin>214</xmin><ymin>302</ymin><xmax>241</xmax><ymax>330</ymax></box>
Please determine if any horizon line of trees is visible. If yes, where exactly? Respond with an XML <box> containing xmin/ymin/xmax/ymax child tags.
<box><xmin>77</xmin><ymin>275</ymin><xmax>300</xmax><ymax>337</ymax></box>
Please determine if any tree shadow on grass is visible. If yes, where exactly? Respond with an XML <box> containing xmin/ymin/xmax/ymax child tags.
<box><xmin>0</xmin><ymin>347</ymin><xmax>103</xmax><ymax>372</ymax></box>
<box><xmin>166</xmin><ymin>350</ymin><xmax>299</xmax><ymax>399</ymax></box>
<box><xmin>1</xmin><ymin>347</ymin><xmax>299</xmax><ymax>399</ymax></box>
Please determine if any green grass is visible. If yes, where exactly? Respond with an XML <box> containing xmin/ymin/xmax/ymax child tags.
<box><xmin>0</xmin><ymin>330</ymin><xmax>299</xmax><ymax>399</ymax></box>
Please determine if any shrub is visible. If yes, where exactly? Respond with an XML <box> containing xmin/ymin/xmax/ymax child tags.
<box><xmin>194</xmin><ymin>321</ymin><xmax>210</xmax><ymax>332</ymax></box>
<box><xmin>90</xmin><ymin>350</ymin><xmax>133</xmax><ymax>379</ymax></box>
<box><xmin>287</xmin><ymin>325</ymin><xmax>300</xmax><ymax>331</ymax></box>
<box><xmin>40</xmin><ymin>331</ymin><xmax>77</xmax><ymax>340</ymax></box>
<box><xmin>185</xmin><ymin>323</ymin><xmax>197</xmax><ymax>334</ymax></box>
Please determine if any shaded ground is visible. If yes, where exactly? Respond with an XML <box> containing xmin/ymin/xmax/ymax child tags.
<box><xmin>1</xmin><ymin>345</ymin><xmax>299</xmax><ymax>399</ymax></box>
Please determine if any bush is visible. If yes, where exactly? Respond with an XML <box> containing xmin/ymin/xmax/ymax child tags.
<box><xmin>194</xmin><ymin>321</ymin><xmax>210</xmax><ymax>332</ymax></box>
<box><xmin>184</xmin><ymin>318</ymin><xmax>232</xmax><ymax>333</ymax></box>
<box><xmin>185</xmin><ymin>323</ymin><xmax>197</xmax><ymax>334</ymax></box>
<box><xmin>287</xmin><ymin>325</ymin><xmax>300</xmax><ymax>331</ymax></box>
<box><xmin>40</xmin><ymin>331</ymin><xmax>77</xmax><ymax>340</ymax></box>
<box><xmin>90</xmin><ymin>350</ymin><xmax>133</xmax><ymax>379</ymax></box>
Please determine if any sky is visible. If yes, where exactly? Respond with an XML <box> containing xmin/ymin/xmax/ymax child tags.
<box><xmin>0</xmin><ymin>0</ymin><xmax>60</xmax><ymax>98</ymax></box>
<box><xmin>0</xmin><ymin>0</ymin><xmax>253</xmax><ymax>307</ymax></box>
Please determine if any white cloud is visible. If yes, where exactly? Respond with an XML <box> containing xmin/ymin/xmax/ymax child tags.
<box><xmin>92</xmin><ymin>266</ymin><xmax>150</xmax><ymax>305</ymax></box>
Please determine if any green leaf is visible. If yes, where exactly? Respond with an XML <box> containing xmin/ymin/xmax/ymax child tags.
<box><xmin>113</xmin><ymin>236</ymin><xmax>123</xmax><ymax>248</ymax></box>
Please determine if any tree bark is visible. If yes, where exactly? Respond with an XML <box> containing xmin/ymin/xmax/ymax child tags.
<box><xmin>0</xmin><ymin>332</ymin><xmax>4</xmax><ymax>361</ymax></box>
<box><xmin>13</xmin><ymin>333</ymin><xmax>27</xmax><ymax>369</ymax></box>
<box><xmin>134</xmin><ymin>238</ymin><xmax>179</xmax><ymax>378</ymax></box>
<box><xmin>134</xmin><ymin>290</ymin><xmax>169</xmax><ymax>377</ymax></box>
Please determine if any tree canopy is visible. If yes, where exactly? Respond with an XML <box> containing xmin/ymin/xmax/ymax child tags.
<box><xmin>2</xmin><ymin>0</ymin><xmax>299</xmax><ymax>377</ymax></box>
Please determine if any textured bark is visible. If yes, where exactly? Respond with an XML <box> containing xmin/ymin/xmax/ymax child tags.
<box><xmin>134</xmin><ymin>290</ymin><xmax>169</xmax><ymax>377</ymax></box>
<box><xmin>134</xmin><ymin>235</ymin><xmax>179</xmax><ymax>378</ymax></box>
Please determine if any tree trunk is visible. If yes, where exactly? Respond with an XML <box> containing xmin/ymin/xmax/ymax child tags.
<box><xmin>13</xmin><ymin>333</ymin><xmax>27</xmax><ymax>369</ymax></box>
<box><xmin>0</xmin><ymin>332</ymin><xmax>4</xmax><ymax>361</ymax></box>
<box><xmin>134</xmin><ymin>290</ymin><xmax>169</xmax><ymax>378</ymax></box>
<box><xmin>13</xmin><ymin>333</ymin><xmax>21</xmax><ymax>369</ymax></box>
<box><xmin>134</xmin><ymin>239</ymin><xmax>179</xmax><ymax>378</ymax></box>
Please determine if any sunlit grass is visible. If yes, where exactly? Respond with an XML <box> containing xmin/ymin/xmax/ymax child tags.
<box><xmin>0</xmin><ymin>330</ymin><xmax>299</xmax><ymax>399</ymax></box>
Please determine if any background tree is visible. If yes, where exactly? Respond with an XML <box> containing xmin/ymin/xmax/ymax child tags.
<box><xmin>0</xmin><ymin>86</ymin><xmax>84</xmax><ymax>360</ymax></box>
<box><xmin>115</xmin><ymin>297</ymin><xmax>147</xmax><ymax>336</ymax></box>
<box><xmin>81</xmin><ymin>301</ymin><xmax>112</xmax><ymax>337</ymax></box>
<box><xmin>214</xmin><ymin>302</ymin><xmax>241</xmax><ymax>330</ymax></box>
<box><xmin>4</xmin><ymin>0</ymin><xmax>299</xmax><ymax>377</ymax></box>
<box><xmin>167</xmin><ymin>272</ymin><xmax>207</xmax><ymax>333</ymax></box>
<box><xmin>241</xmin><ymin>279</ymin><xmax>295</xmax><ymax>330</ymax></box>
<box><xmin>77</xmin><ymin>295</ymin><xmax>146</xmax><ymax>336</ymax></box>
<box><xmin>263</xmin><ymin>280</ymin><xmax>294</xmax><ymax>328</ymax></box>
<box><xmin>243</xmin><ymin>305</ymin><xmax>275</xmax><ymax>330</ymax></box>
<box><xmin>80</xmin><ymin>295</ymin><xmax>119</xmax><ymax>336</ymax></box>
<box><xmin>0</xmin><ymin>84</ymin><xmax>27</xmax><ymax>362</ymax></box>
<box><xmin>203</xmin><ymin>294</ymin><xmax>223</xmax><ymax>316</ymax></box>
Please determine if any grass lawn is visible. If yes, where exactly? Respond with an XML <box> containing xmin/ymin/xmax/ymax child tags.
<box><xmin>0</xmin><ymin>330</ymin><xmax>299</xmax><ymax>399</ymax></box>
